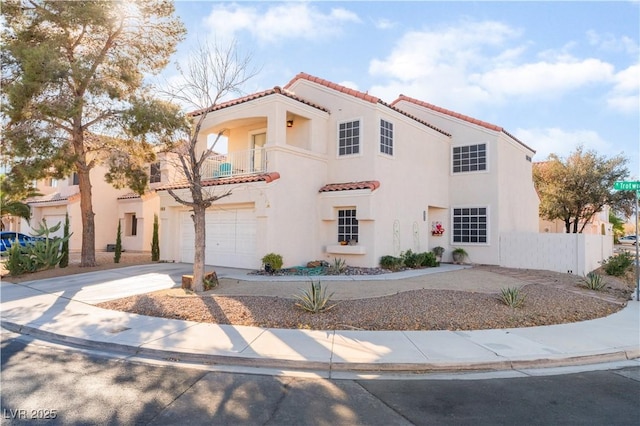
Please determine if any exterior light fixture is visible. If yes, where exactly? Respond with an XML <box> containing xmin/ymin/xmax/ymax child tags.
<box><xmin>286</xmin><ymin>120</ymin><xmax>294</xmax><ymax>127</ymax></box>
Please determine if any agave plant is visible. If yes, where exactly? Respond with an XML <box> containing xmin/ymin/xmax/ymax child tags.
<box><xmin>293</xmin><ymin>281</ymin><xmax>336</xmax><ymax>313</ymax></box>
<box><xmin>498</xmin><ymin>286</ymin><xmax>526</xmax><ymax>308</ymax></box>
<box><xmin>583</xmin><ymin>272</ymin><xmax>605</xmax><ymax>291</ymax></box>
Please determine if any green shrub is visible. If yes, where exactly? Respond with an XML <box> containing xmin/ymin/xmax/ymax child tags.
<box><xmin>151</xmin><ymin>214</ymin><xmax>160</xmax><ymax>262</ymax></box>
<box><xmin>498</xmin><ymin>286</ymin><xmax>526</xmax><ymax>308</ymax></box>
<box><xmin>4</xmin><ymin>219</ymin><xmax>70</xmax><ymax>276</ymax></box>
<box><xmin>402</xmin><ymin>250</ymin><xmax>422</xmax><ymax>268</ymax></box>
<box><xmin>380</xmin><ymin>255</ymin><xmax>403</xmax><ymax>271</ymax></box>
<box><xmin>4</xmin><ymin>242</ymin><xmax>33</xmax><ymax>276</ymax></box>
<box><xmin>583</xmin><ymin>272</ymin><xmax>606</xmax><ymax>291</ymax></box>
<box><xmin>602</xmin><ymin>252</ymin><xmax>633</xmax><ymax>277</ymax></box>
<box><xmin>294</xmin><ymin>281</ymin><xmax>336</xmax><ymax>313</ymax></box>
<box><xmin>261</xmin><ymin>252</ymin><xmax>283</xmax><ymax>272</ymax></box>
<box><xmin>114</xmin><ymin>220</ymin><xmax>122</xmax><ymax>264</ymax></box>
<box><xmin>420</xmin><ymin>251</ymin><xmax>438</xmax><ymax>267</ymax></box>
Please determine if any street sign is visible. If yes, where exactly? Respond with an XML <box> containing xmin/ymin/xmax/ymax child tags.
<box><xmin>613</xmin><ymin>181</ymin><xmax>640</xmax><ymax>191</ymax></box>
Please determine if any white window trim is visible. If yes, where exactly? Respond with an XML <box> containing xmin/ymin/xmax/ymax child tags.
<box><xmin>379</xmin><ymin>118</ymin><xmax>394</xmax><ymax>157</ymax></box>
<box><xmin>451</xmin><ymin>142</ymin><xmax>490</xmax><ymax>175</ymax></box>
<box><xmin>450</xmin><ymin>205</ymin><xmax>490</xmax><ymax>245</ymax></box>
<box><xmin>336</xmin><ymin>118</ymin><xmax>363</xmax><ymax>158</ymax></box>
<box><xmin>248</xmin><ymin>128</ymin><xmax>268</xmax><ymax>150</ymax></box>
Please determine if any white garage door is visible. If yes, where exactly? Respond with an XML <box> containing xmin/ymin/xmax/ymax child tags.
<box><xmin>180</xmin><ymin>209</ymin><xmax>257</xmax><ymax>269</ymax></box>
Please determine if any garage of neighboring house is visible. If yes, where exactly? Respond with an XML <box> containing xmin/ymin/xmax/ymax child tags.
<box><xmin>180</xmin><ymin>207</ymin><xmax>258</xmax><ymax>269</ymax></box>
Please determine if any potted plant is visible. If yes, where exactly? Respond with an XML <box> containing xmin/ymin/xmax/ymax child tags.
<box><xmin>452</xmin><ymin>247</ymin><xmax>467</xmax><ymax>264</ymax></box>
<box><xmin>432</xmin><ymin>246</ymin><xmax>445</xmax><ymax>263</ymax></box>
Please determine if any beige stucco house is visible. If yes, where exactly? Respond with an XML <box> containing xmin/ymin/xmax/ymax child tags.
<box><xmin>25</xmin><ymin>164</ymin><xmax>162</xmax><ymax>253</ymax></box>
<box><xmin>157</xmin><ymin>72</ymin><xmax>540</xmax><ymax>269</ymax></box>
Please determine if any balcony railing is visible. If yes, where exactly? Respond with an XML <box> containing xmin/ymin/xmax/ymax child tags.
<box><xmin>202</xmin><ymin>148</ymin><xmax>267</xmax><ymax>179</ymax></box>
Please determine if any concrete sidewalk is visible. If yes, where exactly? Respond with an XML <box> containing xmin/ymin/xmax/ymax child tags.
<box><xmin>1</xmin><ymin>263</ymin><xmax>638</xmax><ymax>378</ymax></box>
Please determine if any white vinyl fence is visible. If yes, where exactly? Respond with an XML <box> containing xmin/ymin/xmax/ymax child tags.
<box><xmin>499</xmin><ymin>232</ymin><xmax>614</xmax><ymax>276</ymax></box>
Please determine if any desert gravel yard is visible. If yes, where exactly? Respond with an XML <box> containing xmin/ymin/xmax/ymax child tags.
<box><xmin>3</xmin><ymin>252</ymin><xmax>634</xmax><ymax>331</ymax></box>
<box><xmin>96</xmin><ymin>264</ymin><xmax>635</xmax><ymax>331</ymax></box>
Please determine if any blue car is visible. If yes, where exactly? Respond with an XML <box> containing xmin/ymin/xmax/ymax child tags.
<box><xmin>0</xmin><ymin>231</ymin><xmax>41</xmax><ymax>252</ymax></box>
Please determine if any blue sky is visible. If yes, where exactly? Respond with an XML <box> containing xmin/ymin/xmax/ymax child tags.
<box><xmin>167</xmin><ymin>1</ymin><xmax>640</xmax><ymax>178</ymax></box>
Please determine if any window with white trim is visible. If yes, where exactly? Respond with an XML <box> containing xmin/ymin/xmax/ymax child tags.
<box><xmin>150</xmin><ymin>162</ymin><xmax>161</xmax><ymax>183</ymax></box>
<box><xmin>380</xmin><ymin>119</ymin><xmax>393</xmax><ymax>155</ymax></box>
<box><xmin>338</xmin><ymin>120</ymin><xmax>360</xmax><ymax>156</ymax></box>
<box><xmin>452</xmin><ymin>207</ymin><xmax>487</xmax><ymax>243</ymax></box>
<box><xmin>452</xmin><ymin>143</ymin><xmax>487</xmax><ymax>173</ymax></box>
<box><xmin>338</xmin><ymin>209</ymin><xmax>358</xmax><ymax>243</ymax></box>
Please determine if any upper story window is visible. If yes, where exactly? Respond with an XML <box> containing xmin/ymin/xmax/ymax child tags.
<box><xmin>338</xmin><ymin>209</ymin><xmax>358</xmax><ymax>243</ymax></box>
<box><xmin>149</xmin><ymin>162</ymin><xmax>161</xmax><ymax>183</ymax></box>
<box><xmin>380</xmin><ymin>119</ymin><xmax>393</xmax><ymax>156</ymax></box>
<box><xmin>452</xmin><ymin>143</ymin><xmax>487</xmax><ymax>173</ymax></box>
<box><xmin>338</xmin><ymin>120</ymin><xmax>360</xmax><ymax>156</ymax></box>
<box><xmin>70</xmin><ymin>172</ymin><xmax>79</xmax><ymax>185</ymax></box>
<box><xmin>452</xmin><ymin>207</ymin><xmax>488</xmax><ymax>244</ymax></box>
<box><xmin>44</xmin><ymin>178</ymin><xmax>58</xmax><ymax>187</ymax></box>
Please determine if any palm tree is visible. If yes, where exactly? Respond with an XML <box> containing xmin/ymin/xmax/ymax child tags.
<box><xmin>0</xmin><ymin>193</ymin><xmax>31</xmax><ymax>230</ymax></box>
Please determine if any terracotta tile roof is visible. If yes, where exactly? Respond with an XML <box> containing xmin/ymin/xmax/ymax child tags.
<box><xmin>284</xmin><ymin>73</ymin><xmax>451</xmax><ymax>137</ymax></box>
<box><xmin>285</xmin><ymin>72</ymin><xmax>382</xmax><ymax>104</ymax></box>
<box><xmin>319</xmin><ymin>180</ymin><xmax>381</xmax><ymax>193</ymax></box>
<box><xmin>27</xmin><ymin>192</ymin><xmax>79</xmax><ymax>205</ymax></box>
<box><xmin>189</xmin><ymin>87</ymin><xmax>329</xmax><ymax>117</ymax></box>
<box><xmin>157</xmin><ymin>172</ymin><xmax>281</xmax><ymax>191</ymax></box>
<box><xmin>117</xmin><ymin>192</ymin><xmax>142</xmax><ymax>200</ymax></box>
<box><xmin>391</xmin><ymin>94</ymin><xmax>535</xmax><ymax>153</ymax></box>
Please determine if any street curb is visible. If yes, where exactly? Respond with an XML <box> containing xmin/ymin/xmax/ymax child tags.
<box><xmin>3</xmin><ymin>320</ymin><xmax>638</xmax><ymax>375</ymax></box>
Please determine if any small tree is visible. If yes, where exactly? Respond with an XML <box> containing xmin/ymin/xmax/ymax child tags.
<box><xmin>160</xmin><ymin>40</ymin><xmax>258</xmax><ymax>292</ymax></box>
<box><xmin>151</xmin><ymin>214</ymin><xmax>160</xmax><ymax>261</ymax></box>
<box><xmin>58</xmin><ymin>213</ymin><xmax>70</xmax><ymax>268</ymax></box>
<box><xmin>114</xmin><ymin>221</ymin><xmax>122</xmax><ymax>264</ymax></box>
<box><xmin>533</xmin><ymin>146</ymin><xmax>635</xmax><ymax>233</ymax></box>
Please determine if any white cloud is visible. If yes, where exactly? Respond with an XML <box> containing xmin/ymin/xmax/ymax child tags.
<box><xmin>606</xmin><ymin>64</ymin><xmax>640</xmax><ymax>113</ymax></box>
<box><xmin>367</xmin><ymin>19</ymin><xmax>629</xmax><ymax>113</ymax></box>
<box><xmin>513</xmin><ymin>127</ymin><xmax>615</xmax><ymax>162</ymax></box>
<box><xmin>204</xmin><ymin>3</ymin><xmax>361</xmax><ymax>44</ymax></box>
<box><xmin>587</xmin><ymin>30</ymin><xmax>640</xmax><ymax>55</ymax></box>
<box><xmin>372</xmin><ymin>18</ymin><xmax>396</xmax><ymax>30</ymax></box>
<box><xmin>473</xmin><ymin>58</ymin><xmax>614</xmax><ymax>98</ymax></box>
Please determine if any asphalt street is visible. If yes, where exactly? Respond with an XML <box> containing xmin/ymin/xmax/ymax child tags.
<box><xmin>2</xmin><ymin>330</ymin><xmax>639</xmax><ymax>426</ymax></box>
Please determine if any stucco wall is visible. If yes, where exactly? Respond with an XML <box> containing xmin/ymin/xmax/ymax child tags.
<box><xmin>499</xmin><ymin>232</ymin><xmax>614</xmax><ymax>275</ymax></box>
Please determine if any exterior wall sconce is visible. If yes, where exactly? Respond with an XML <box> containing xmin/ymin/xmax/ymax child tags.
<box><xmin>286</xmin><ymin>120</ymin><xmax>294</xmax><ymax>128</ymax></box>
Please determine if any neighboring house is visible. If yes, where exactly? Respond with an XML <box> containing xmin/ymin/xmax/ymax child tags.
<box><xmin>24</xmin><ymin>163</ymin><xmax>161</xmax><ymax>253</ymax></box>
<box><xmin>539</xmin><ymin>206</ymin><xmax>613</xmax><ymax>236</ymax></box>
<box><xmin>157</xmin><ymin>72</ymin><xmax>539</xmax><ymax>269</ymax></box>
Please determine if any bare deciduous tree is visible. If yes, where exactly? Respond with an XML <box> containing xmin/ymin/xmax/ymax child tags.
<box><xmin>162</xmin><ymin>40</ymin><xmax>258</xmax><ymax>291</ymax></box>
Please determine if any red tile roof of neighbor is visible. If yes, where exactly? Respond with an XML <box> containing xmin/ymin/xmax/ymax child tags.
<box><xmin>319</xmin><ymin>181</ymin><xmax>381</xmax><ymax>193</ymax></box>
<box><xmin>391</xmin><ymin>94</ymin><xmax>535</xmax><ymax>153</ymax></box>
<box><xmin>189</xmin><ymin>86</ymin><xmax>329</xmax><ymax>117</ymax></box>
<box><xmin>156</xmin><ymin>172</ymin><xmax>281</xmax><ymax>191</ymax></box>
<box><xmin>27</xmin><ymin>192</ymin><xmax>79</xmax><ymax>205</ymax></box>
<box><xmin>285</xmin><ymin>73</ymin><xmax>451</xmax><ymax>137</ymax></box>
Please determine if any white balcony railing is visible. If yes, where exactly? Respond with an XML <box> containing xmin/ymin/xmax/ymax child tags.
<box><xmin>201</xmin><ymin>148</ymin><xmax>267</xmax><ymax>179</ymax></box>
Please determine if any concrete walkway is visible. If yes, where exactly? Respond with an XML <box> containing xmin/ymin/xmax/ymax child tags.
<box><xmin>1</xmin><ymin>263</ymin><xmax>638</xmax><ymax>379</ymax></box>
